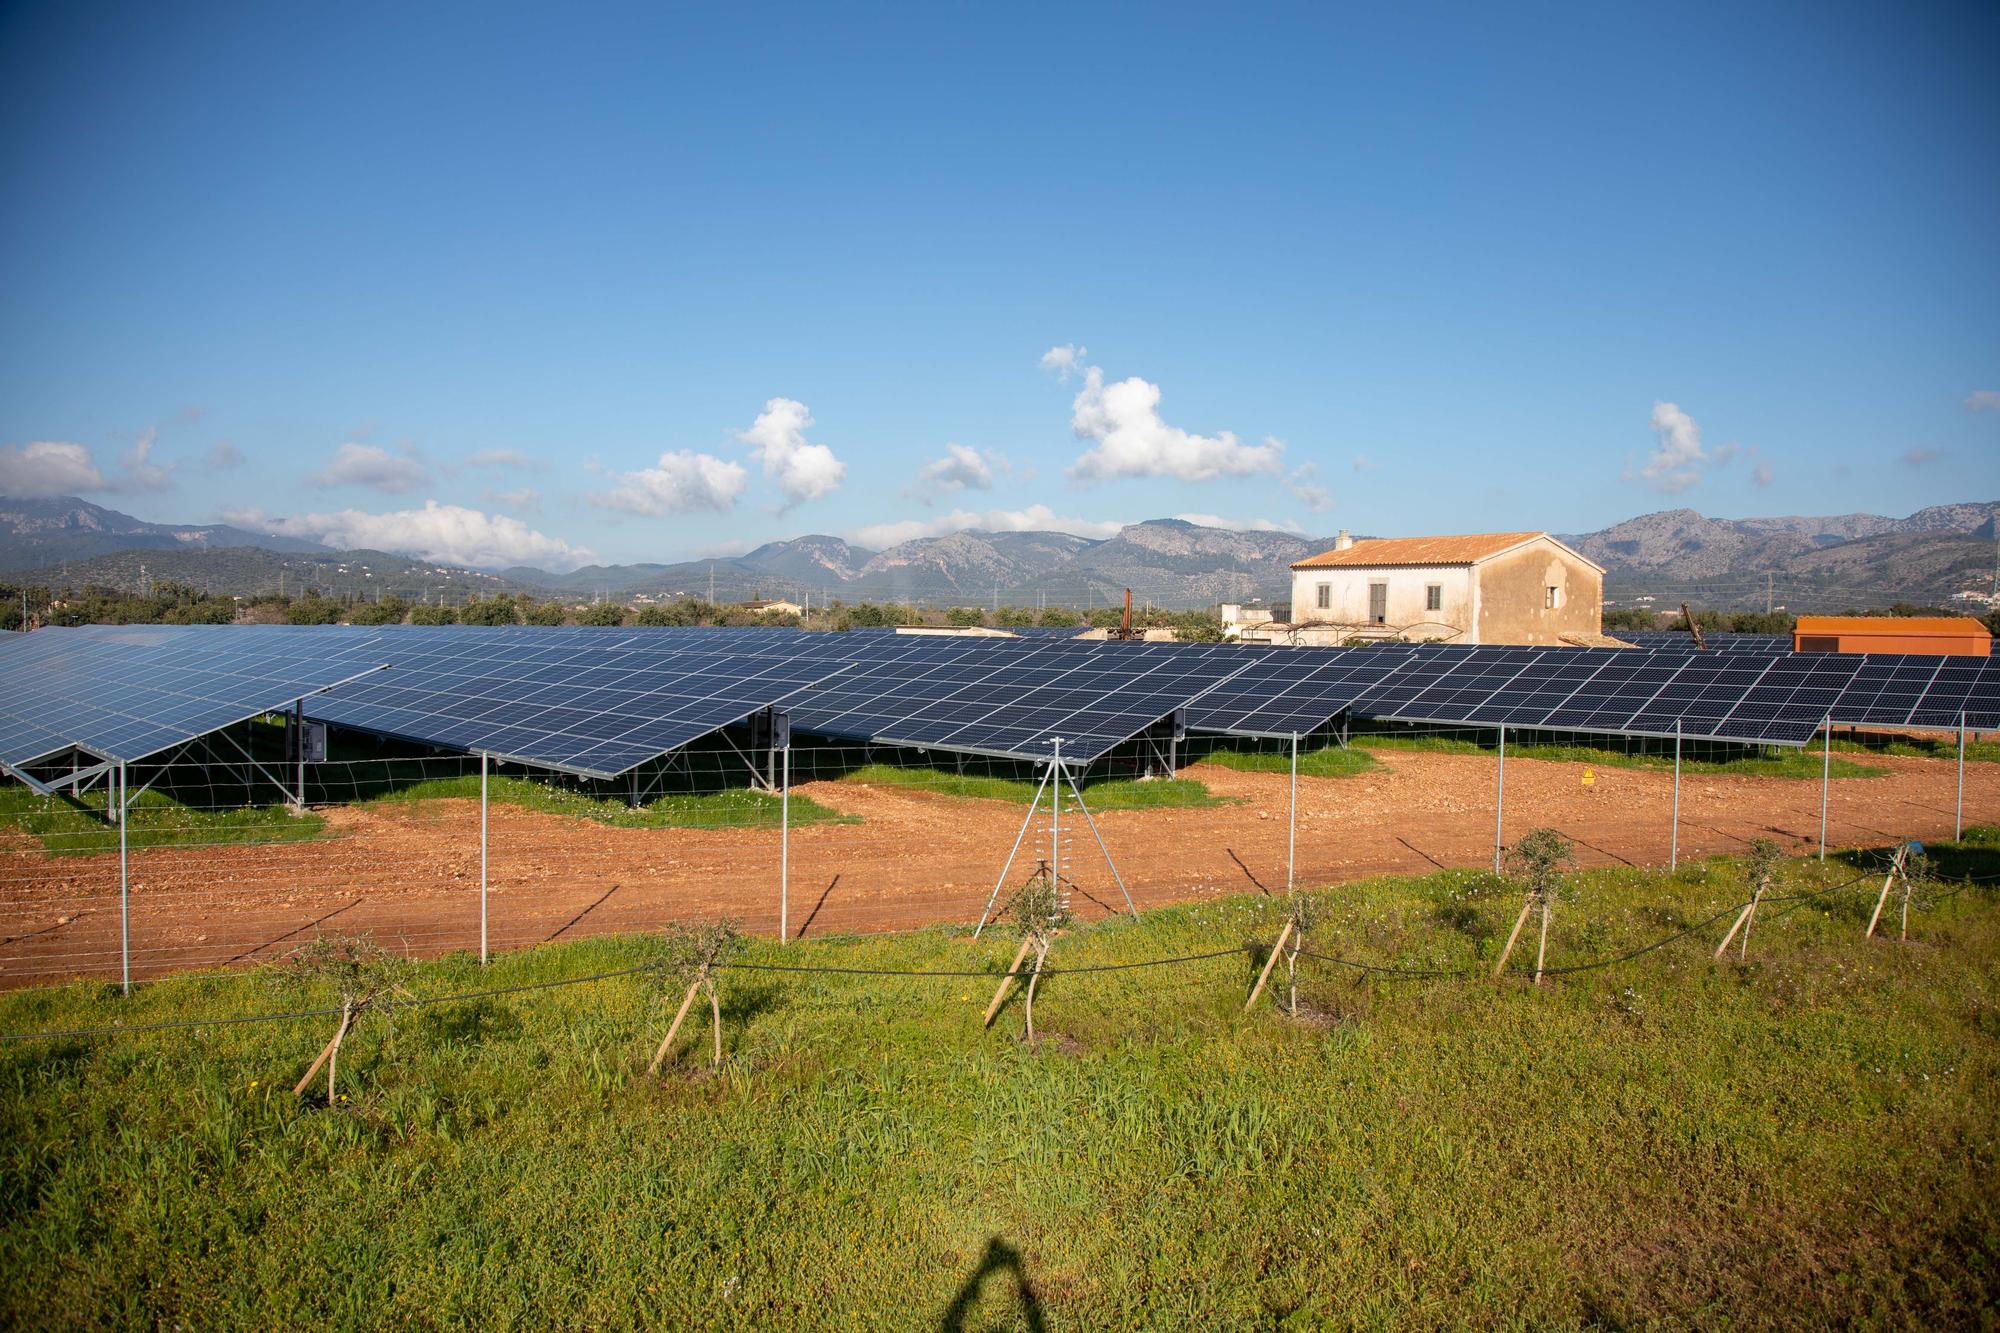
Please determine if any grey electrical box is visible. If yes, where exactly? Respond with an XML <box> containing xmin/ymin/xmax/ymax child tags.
<box><xmin>771</xmin><ymin>711</ymin><xmax>791</xmax><ymax>751</ymax></box>
<box><xmin>302</xmin><ymin>721</ymin><xmax>328</xmax><ymax>764</ymax></box>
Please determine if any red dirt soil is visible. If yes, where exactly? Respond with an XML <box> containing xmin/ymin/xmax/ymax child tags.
<box><xmin>1</xmin><ymin>749</ymin><xmax>1990</xmax><ymax>989</ymax></box>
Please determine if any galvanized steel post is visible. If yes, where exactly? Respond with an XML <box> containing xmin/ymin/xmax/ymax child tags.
<box><xmin>780</xmin><ymin>745</ymin><xmax>791</xmax><ymax>943</ymax></box>
<box><xmin>1819</xmin><ymin>716</ymin><xmax>1831</xmax><ymax>862</ymax></box>
<box><xmin>1493</xmin><ymin>725</ymin><xmax>1506</xmax><ymax>874</ymax></box>
<box><xmin>1287</xmin><ymin>732</ymin><xmax>1298</xmax><ymax>895</ymax></box>
<box><xmin>1957</xmin><ymin>712</ymin><xmax>1966</xmax><ymax>840</ymax></box>
<box><xmin>1670</xmin><ymin>718</ymin><xmax>1681</xmax><ymax>872</ymax></box>
<box><xmin>1050</xmin><ymin>737</ymin><xmax>1063</xmax><ymax>908</ymax></box>
<box><xmin>118</xmin><ymin>761</ymin><xmax>130</xmax><ymax>996</ymax></box>
<box><xmin>479</xmin><ymin>752</ymin><xmax>489</xmax><ymax>965</ymax></box>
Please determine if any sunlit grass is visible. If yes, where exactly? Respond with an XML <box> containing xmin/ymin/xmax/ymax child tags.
<box><xmin>1352</xmin><ymin>732</ymin><xmax>1887</xmax><ymax>779</ymax></box>
<box><xmin>837</xmin><ymin>762</ymin><xmax>1231</xmax><ymax>809</ymax></box>
<box><xmin>0</xmin><ymin>836</ymin><xmax>1993</xmax><ymax>1327</ymax></box>
<box><xmin>0</xmin><ymin>785</ymin><xmax>324</xmax><ymax>857</ymax></box>
<box><xmin>361</xmin><ymin>774</ymin><xmax>857</xmax><ymax>829</ymax></box>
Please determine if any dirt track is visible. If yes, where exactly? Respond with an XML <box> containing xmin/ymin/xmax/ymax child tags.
<box><xmin>1</xmin><ymin>748</ymin><xmax>1990</xmax><ymax>988</ymax></box>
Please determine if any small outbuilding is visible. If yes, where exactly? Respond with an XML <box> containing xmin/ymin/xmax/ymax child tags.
<box><xmin>1288</xmin><ymin>529</ymin><xmax>1604</xmax><ymax>646</ymax></box>
<box><xmin>1793</xmin><ymin>616</ymin><xmax>1991</xmax><ymax>657</ymax></box>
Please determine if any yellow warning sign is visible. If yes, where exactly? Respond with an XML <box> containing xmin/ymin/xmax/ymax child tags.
<box><xmin>1581</xmin><ymin>768</ymin><xmax>1596</xmax><ymax>787</ymax></box>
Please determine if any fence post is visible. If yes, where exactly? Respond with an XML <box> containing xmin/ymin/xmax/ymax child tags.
<box><xmin>1670</xmin><ymin>718</ymin><xmax>1681</xmax><ymax>872</ymax></box>
<box><xmin>1493</xmin><ymin>725</ymin><xmax>1505</xmax><ymax>874</ymax></box>
<box><xmin>1957</xmin><ymin>712</ymin><xmax>1966</xmax><ymax>841</ymax></box>
<box><xmin>780</xmin><ymin>744</ymin><xmax>791</xmax><ymax>942</ymax></box>
<box><xmin>1819</xmin><ymin>716</ymin><xmax>1830</xmax><ymax>863</ymax></box>
<box><xmin>1051</xmin><ymin>737</ymin><xmax>1063</xmax><ymax>907</ymax></box>
<box><xmin>118</xmin><ymin>761</ymin><xmax>130</xmax><ymax>996</ymax></box>
<box><xmin>479</xmin><ymin>752</ymin><xmax>489</xmax><ymax>965</ymax></box>
<box><xmin>295</xmin><ymin>699</ymin><xmax>305</xmax><ymax>810</ymax></box>
<box><xmin>1287</xmin><ymin>731</ymin><xmax>1298</xmax><ymax>894</ymax></box>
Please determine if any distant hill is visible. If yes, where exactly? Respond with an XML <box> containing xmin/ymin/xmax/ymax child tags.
<box><xmin>1564</xmin><ymin>503</ymin><xmax>1999</xmax><ymax>610</ymax></box>
<box><xmin>0</xmin><ymin>495</ymin><xmax>331</xmax><ymax>568</ymax></box>
<box><xmin>6</xmin><ymin>494</ymin><xmax>1994</xmax><ymax>612</ymax></box>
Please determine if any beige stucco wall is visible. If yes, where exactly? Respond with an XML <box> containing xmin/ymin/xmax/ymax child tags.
<box><xmin>1286</xmin><ymin>537</ymin><xmax>1603</xmax><ymax>645</ymax></box>
<box><xmin>1288</xmin><ymin>565</ymin><xmax>1474</xmax><ymax>641</ymax></box>
<box><xmin>1473</xmin><ymin>539</ymin><xmax>1603</xmax><ymax>644</ymax></box>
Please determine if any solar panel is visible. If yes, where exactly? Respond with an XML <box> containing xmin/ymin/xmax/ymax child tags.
<box><xmin>304</xmin><ymin>628</ymin><xmax>848</xmax><ymax>778</ymax></box>
<box><xmin>0</xmin><ymin>625</ymin><xmax>390</xmax><ymax>768</ymax></box>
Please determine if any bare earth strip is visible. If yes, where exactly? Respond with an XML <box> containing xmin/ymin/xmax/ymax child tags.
<box><xmin>0</xmin><ymin>749</ymin><xmax>1989</xmax><ymax>989</ymax></box>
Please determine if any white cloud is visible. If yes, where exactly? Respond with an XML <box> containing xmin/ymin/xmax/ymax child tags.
<box><xmin>1285</xmin><ymin>463</ymin><xmax>1332</xmax><ymax>512</ymax></box>
<box><xmin>221</xmin><ymin>501</ymin><xmax>595</xmax><ymax>571</ymax></box>
<box><xmin>310</xmin><ymin>441</ymin><xmax>430</xmax><ymax>493</ymax></box>
<box><xmin>1172</xmin><ymin>513</ymin><xmax>1306</xmax><ymax>534</ymax></box>
<box><xmin>1901</xmin><ymin>447</ymin><xmax>1944</xmax><ymax>467</ymax></box>
<box><xmin>0</xmin><ymin>440</ymin><xmax>108</xmax><ymax>496</ymax></box>
<box><xmin>463</xmin><ymin>448</ymin><xmax>537</xmax><ymax>470</ymax></box>
<box><xmin>1040</xmin><ymin>344</ymin><xmax>1087</xmax><ymax>380</ymax></box>
<box><xmin>591</xmin><ymin>450</ymin><xmax>748</xmax><ymax>516</ymax></box>
<box><xmin>909</xmin><ymin>442</ymin><xmax>999</xmax><ymax>501</ymax></box>
<box><xmin>1638</xmin><ymin>401</ymin><xmax>1707</xmax><ymax>493</ymax></box>
<box><xmin>1752</xmin><ymin>462</ymin><xmax>1774</xmax><ymax>487</ymax></box>
<box><xmin>118</xmin><ymin>428</ymin><xmax>174</xmax><ymax>492</ymax></box>
<box><xmin>206</xmin><ymin>440</ymin><xmax>245</xmax><ymax>469</ymax></box>
<box><xmin>484</xmin><ymin>486</ymin><xmax>543</xmax><ymax>513</ymax></box>
<box><xmin>851</xmin><ymin>504</ymin><xmax>1125</xmax><ymax>549</ymax></box>
<box><xmin>739</xmin><ymin>397</ymin><xmax>844</xmax><ymax>507</ymax></box>
<box><xmin>1964</xmin><ymin>390</ymin><xmax>2000</xmax><ymax>413</ymax></box>
<box><xmin>1066</xmin><ymin>365</ymin><xmax>1285</xmax><ymax>483</ymax></box>
<box><xmin>1351</xmin><ymin>455</ymin><xmax>1379</xmax><ymax>473</ymax></box>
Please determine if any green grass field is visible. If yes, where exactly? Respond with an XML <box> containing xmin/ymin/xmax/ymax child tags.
<box><xmin>1352</xmin><ymin>732</ymin><xmax>1889</xmax><ymax>779</ymax></box>
<box><xmin>1</xmin><ymin>834</ymin><xmax>1994</xmax><ymax>1328</ymax></box>
<box><xmin>358</xmin><ymin>774</ymin><xmax>856</xmax><ymax>830</ymax></box>
<box><xmin>837</xmin><ymin>762</ymin><xmax>1232</xmax><ymax>810</ymax></box>
<box><xmin>1191</xmin><ymin>743</ymin><xmax>1383</xmax><ymax>779</ymax></box>
<box><xmin>0</xmin><ymin>784</ymin><xmax>325</xmax><ymax>857</ymax></box>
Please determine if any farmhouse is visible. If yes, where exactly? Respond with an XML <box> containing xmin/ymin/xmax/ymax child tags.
<box><xmin>1285</xmin><ymin>530</ymin><xmax>1604</xmax><ymax>646</ymax></box>
<box><xmin>740</xmin><ymin>597</ymin><xmax>804</xmax><ymax>617</ymax></box>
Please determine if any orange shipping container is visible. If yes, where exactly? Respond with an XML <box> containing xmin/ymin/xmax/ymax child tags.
<box><xmin>1792</xmin><ymin>615</ymin><xmax>1991</xmax><ymax>657</ymax></box>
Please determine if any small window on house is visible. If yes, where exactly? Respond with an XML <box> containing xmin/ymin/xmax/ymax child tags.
<box><xmin>1545</xmin><ymin>586</ymin><xmax>1561</xmax><ymax>610</ymax></box>
<box><xmin>1315</xmin><ymin>583</ymin><xmax>1330</xmax><ymax>610</ymax></box>
<box><xmin>1425</xmin><ymin>584</ymin><xmax>1442</xmax><ymax>613</ymax></box>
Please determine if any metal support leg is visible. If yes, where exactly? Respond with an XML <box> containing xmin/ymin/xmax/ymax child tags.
<box><xmin>1064</xmin><ymin>763</ymin><xmax>1139</xmax><ymax>920</ymax></box>
<box><xmin>972</xmin><ymin>761</ymin><xmax>1055</xmax><ymax>937</ymax></box>
<box><xmin>1819</xmin><ymin>716</ymin><xmax>1831</xmax><ymax>863</ymax></box>
<box><xmin>118</xmin><ymin>762</ymin><xmax>130</xmax><ymax>995</ymax></box>
<box><xmin>780</xmin><ymin>746</ymin><xmax>790</xmax><ymax>943</ymax></box>
<box><xmin>1671</xmin><ymin>718</ymin><xmax>1681</xmax><ymax>872</ymax></box>
<box><xmin>294</xmin><ymin>700</ymin><xmax>305</xmax><ymax>810</ymax></box>
<box><xmin>1493</xmin><ymin>725</ymin><xmax>1506</xmax><ymax>874</ymax></box>
<box><xmin>1288</xmin><ymin>731</ymin><xmax>1298</xmax><ymax>894</ymax></box>
<box><xmin>1050</xmin><ymin>739</ymin><xmax>1063</xmax><ymax>912</ymax></box>
<box><xmin>480</xmin><ymin>752</ymin><xmax>489</xmax><ymax>965</ymax></box>
<box><xmin>1957</xmin><ymin>713</ymin><xmax>1966</xmax><ymax>840</ymax></box>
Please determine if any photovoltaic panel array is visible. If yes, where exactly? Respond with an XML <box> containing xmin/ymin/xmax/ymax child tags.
<box><xmin>1617</xmin><ymin>632</ymin><xmax>1791</xmax><ymax>652</ymax></box>
<box><xmin>0</xmin><ymin>624</ymin><xmax>389</xmax><ymax>769</ymax></box>
<box><xmin>1186</xmin><ymin>645</ymin><xmax>1419</xmax><ymax>737</ymax></box>
<box><xmin>302</xmin><ymin>629</ymin><xmax>850</xmax><ymax>778</ymax></box>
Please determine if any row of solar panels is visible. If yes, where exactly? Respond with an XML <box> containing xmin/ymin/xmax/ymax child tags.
<box><xmin>2</xmin><ymin>625</ymin><xmax>1995</xmax><ymax>782</ymax></box>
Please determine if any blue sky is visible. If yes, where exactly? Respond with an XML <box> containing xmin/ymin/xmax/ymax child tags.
<box><xmin>2</xmin><ymin>1</ymin><xmax>1995</xmax><ymax>571</ymax></box>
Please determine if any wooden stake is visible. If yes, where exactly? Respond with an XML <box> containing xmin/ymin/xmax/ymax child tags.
<box><xmin>1023</xmin><ymin>941</ymin><xmax>1049</xmax><ymax>1044</ymax></box>
<box><xmin>295</xmin><ymin>1000</ymin><xmax>353</xmax><ymax>1098</ymax></box>
<box><xmin>1244</xmin><ymin>919</ymin><xmax>1295</xmax><ymax>1013</ymax></box>
<box><xmin>1494</xmin><ymin>894</ymin><xmax>1535</xmax><ymax>977</ymax></box>
<box><xmin>1715</xmin><ymin>900</ymin><xmax>1756</xmax><ymax>959</ymax></box>
<box><xmin>1287</xmin><ymin>931</ymin><xmax>1301</xmax><ymax>1018</ymax></box>
<box><xmin>649</xmin><ymin>968</ymin><xmax>706</xmax><ymax>1074</ymax></box>
<box><xmin>984</xmin><ymin>935</ymin><xmax>1035</xmax><ymax>1027</ymax></box>
<box><xmin>708</xmin><ymin>975</ymin><xmax>722</xmax><ymax>1068</ymax></box>
<box><xmin>1865</xmin><ymin>846</ymin><xmax>1908</xmax><ymax>940</ymax></box>
<box><xmin>1534</xmin><ymin>897</ymin><xmax>1551</xmax><ymax>986</ymax></box>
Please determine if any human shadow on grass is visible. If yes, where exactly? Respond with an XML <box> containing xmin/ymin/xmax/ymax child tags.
<box><xmin>417</xmin><ymin>998</ymin><xmax>523</xmax><ymax>1048</ymax></box>
<box><xmin>938</xmin><ymin>1236</ymin><xmax>1046</xmax><ymax>1333</ymax></box>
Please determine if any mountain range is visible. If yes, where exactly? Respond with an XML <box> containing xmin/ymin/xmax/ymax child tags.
<box><xmin>2</xmin><ymin>495</ymin><xmax>1994</xmax><ymax>613</ymax></box>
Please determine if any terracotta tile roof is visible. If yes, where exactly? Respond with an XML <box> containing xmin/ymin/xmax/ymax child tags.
<box><xmin>1291</xmin><ymin>531</ymin><xmax>1547</xmax><ymax>569</ymax></box>
<box><xmin>1794</xmin><ymin>616</ymin><xmax>1991</xmax><ymax>638</ymax></box>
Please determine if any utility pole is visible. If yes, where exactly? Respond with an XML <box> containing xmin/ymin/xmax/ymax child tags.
<box><xmin>1766</xmin><ymin>572</ymin><xmax>1773</xmax><ymax>616</ymax></box>
<box><xmin>708</xmin><ymin>562</ymin><xmax>716</xmax><ymax>604</ymax></box>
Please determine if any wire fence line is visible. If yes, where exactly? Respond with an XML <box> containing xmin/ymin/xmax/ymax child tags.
<box><xmin>0</xmin><ymin>717</ymin><xmax>1991</xmax><ymax>989</ymax></box>
<box><xmin>4</xmin><ymin>858</ymin><xmax>1980</xmax><ymax>1047</ymax></box>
